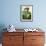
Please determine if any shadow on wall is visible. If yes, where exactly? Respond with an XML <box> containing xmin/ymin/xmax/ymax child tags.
<box><xmin>0</xmin><ymin>24</ymin><xmax>7</xmax><ymax>43</ymax></box>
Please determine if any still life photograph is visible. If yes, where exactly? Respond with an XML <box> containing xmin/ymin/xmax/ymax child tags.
<box><xmin>20</xmin><ymin>5</ymin><xmax>33</xmax><ymax>22</ymax></box>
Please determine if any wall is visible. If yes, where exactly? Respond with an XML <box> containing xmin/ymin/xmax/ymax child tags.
<box><xmin>0</xmin><ymin>0</ymin><xmax>46</xmax><ymax>31</ymax></box>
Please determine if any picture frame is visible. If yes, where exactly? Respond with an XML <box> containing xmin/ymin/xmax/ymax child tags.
<box><xmin>20</xmin><ymin>5</ymin><xmax>33</xmax><ymax>22</ymax></box>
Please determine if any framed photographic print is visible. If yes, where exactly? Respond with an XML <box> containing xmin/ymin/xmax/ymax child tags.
<box><xmin>20</xmin><ymin>5</ymin><xmax>33</xmax><ymax>22</ymax></box>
